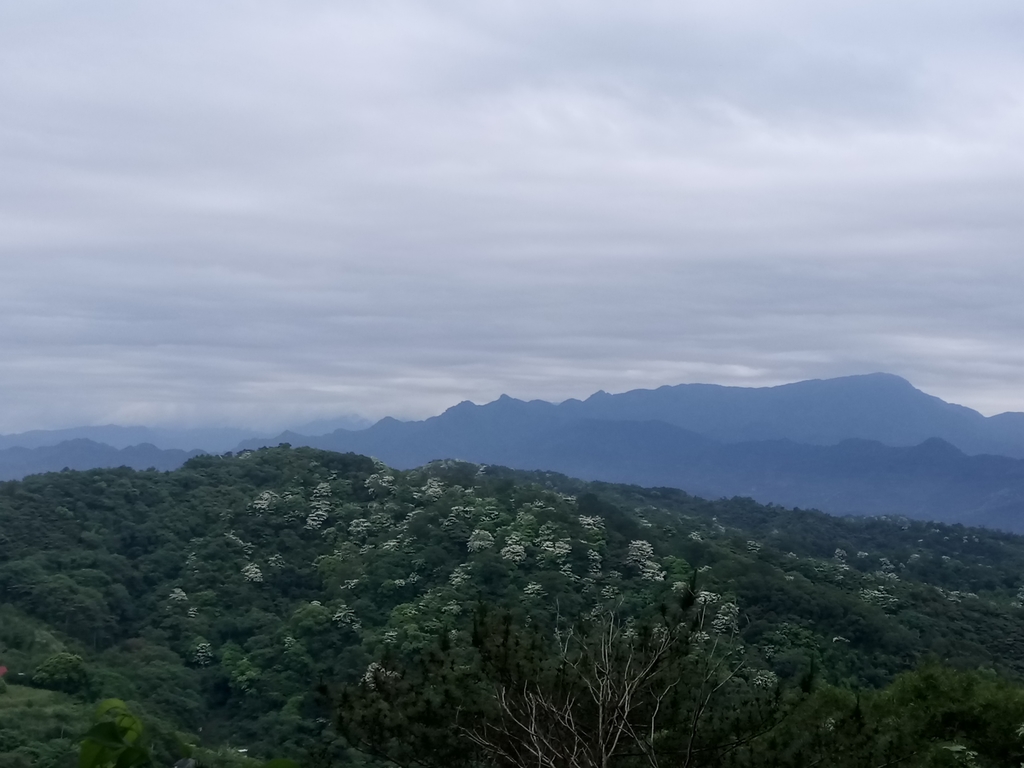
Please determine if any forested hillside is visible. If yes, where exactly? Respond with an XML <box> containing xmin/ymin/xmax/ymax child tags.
<box><xmin>2</xmin><ymin>447</ymin><xmax>1024</xmax><ymax>765</ymax></box>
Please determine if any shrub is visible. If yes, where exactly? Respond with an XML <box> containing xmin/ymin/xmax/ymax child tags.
<box><xmin>32</xmin><ymin>653</ymin><xmax>89</xmax><ymax>695</ymax></box>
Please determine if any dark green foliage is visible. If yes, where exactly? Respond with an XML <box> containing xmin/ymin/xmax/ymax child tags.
<box><xmin>0</xmin><ymin>447</ymin><xmax>1023</xmax><ymax>763</ymax></box>
<box><xmin>334</xmin><ymin>595</ymin><xmax>798</xmax><ymax>768</ymax></box>
<box><xmin>33</xmin><ymin>652</ymin><xmax>90</xmax><ymax>695</ymax></box>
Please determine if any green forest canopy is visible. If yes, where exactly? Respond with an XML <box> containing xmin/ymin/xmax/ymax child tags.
<box><xmin>1</xmin><ymin>447</ymin><xmax>1024</xmax><ymax>765</ymax></box>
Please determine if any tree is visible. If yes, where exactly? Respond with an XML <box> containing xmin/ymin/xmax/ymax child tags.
<box><xmin>332</xmin><ymin>587</ymin><xmax>794</xmax><ymax>768</ymax></box>
<box><xmin>32</xmin><ymin>651</ymin><xmax>90</xmax><ymax>695</ymax></box>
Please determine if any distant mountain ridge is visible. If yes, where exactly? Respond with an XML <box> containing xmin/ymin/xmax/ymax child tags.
<box><xmin>234</xmin><ymin>374</ymin><xmax>1024</xmax><ymax>531</ymax></box>
<box><xmin>0</xmin><ymin>414</ymin><xmax>370</xmax><ymax>454</ymax></box>
<box><xmin>0</xmin><ymin>439</ymin><xmax>203</xmax><ymax>481</ymax></box>
<box><xmin>0</xmin><ymin>426</ymin><xmax>259</xmax><ymax>453</ymax></box>
<box><xmin>6</xmin><ymin>374</ymin><xmax>1024</xmax><ymax>530</ymax></box>
<box><xmin>554</xmin><ymin>373</ymin><xmax>1024</xmax><ymax>456</ymax></box>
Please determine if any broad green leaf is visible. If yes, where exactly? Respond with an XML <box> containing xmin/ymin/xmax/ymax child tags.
<box><xmin>113</xmin><ymin>712</ymin><xmax>144</xmax><ymax>745</ymax></box>
<box><xmin>114</xmin><ymin>744</ymin><xmax>152</xmax><ymax>768</ymax></box>
<box><xmin>95</xmin><ymin>699</ymin><xmax>130</xmax><ymax>720</ymax></box>
<box><xmin>83</xmin><ymin>722</ymin><xmax>128</xmax><ymax>749</ymax></box>
<box><xmin>79</xmin><ymin>739</ymin><xmax>112</xmax><ymax>768</ymax></box>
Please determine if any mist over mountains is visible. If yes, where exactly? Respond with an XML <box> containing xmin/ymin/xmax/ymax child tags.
<box><xmin>0</xmin><ymin>414</ymin><xmax>372</xmax><ymax>453</ymax></box>
<box><xmin>0</xmin><ymin>440</ymin><xmax>202</xmax><ymax>481</ymax></box>
<box><xmin>4</xmin><ymin>373</ymin><xmax>1024</xmax><ymax>531</ymax></box>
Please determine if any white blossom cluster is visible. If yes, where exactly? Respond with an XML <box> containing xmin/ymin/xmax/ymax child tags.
<box><xmin>689</xmin><ymin>532</ymin><xmax>704</xmax><ymax>542</ymax></box>
<box><xmin>441</xmin><ymin>505</ymin><xmax>476</xmax><ymax>533</ymax></box>
<box><xmin>627</xmin><ymin>540</ymin><xmax>654</xmax><ymax>563</ymax></box>
<box><xmin>416</xmin><ymin>478</ymin><xmax>445</xmax><ymax>502</ymax></box>
<box><xmin>578</xmin><ymin>515</ymin><xmax>605</xmax><ymax>532</ymax></box>
<box><xmin>479</xmin><ymin>505</ymin><xmax>500</xmax><ymax>522</ymax></box>
<box><xmin>364</xmin><ymin>473</ymin><xmax>396</xmax><ymax>497</ymax></box>
<box><xmin>934</xmin><ymin>587</ymin><xmax>978</xmax><ymax>603</ymax></box>
<box><xmin>168</xmin><ymin>588</ymin><xmax>189</xmax><ymax>602</ymax></box>
<box><xmin>467</xmin><ymin>529</ymin><xmax>495</xmax><ymax>552</ymax></box>
<box><xmin>268</xmin><ymin>554</ymin><xmax>286</xmax><ymax>568</ymax></box>
<box><xmin>390</xmin><ymin>573</ymin><xmax>420</xmax><ymax>588</ymax></box>
<box><xmin>626</xmin><ymin>540</ymin><xmax>665</xmax><ymax>581</ymax></box>
<box><xmin>859</xmin><ymin>586</ymin><xmax>897</xmax><ymax>609</ymax></box>
<box><xmin>537</xmin><ymin>538</ymin><xmax>573</xmax><ymax>562</ymax></box>
<box><xmin>559</xmin><ymin>563</ymin><xmax>580</xmax><ymax>582</ymax></box>
<box><xmin>622</xmin><ymin>619</ymin><xmax>638</xmax><ymax>640</ymax></box>
<box><xmin>361</xmin><ymin>662</ymin><xmax>398</xmax><ymax>690</ymax></box>
<box><xmin>696</xmin><ymin>590</ymin><xmax>720</xmax><ymax>606</ymax></box>
<box><xmin>506</xmin><ymin>510</ymin><xmax>537</xmax><ymax>537</ymax></box>
<box><xmin>248</xmin><ymin>490</ymin><xmax>280</xmax><ymax>516</ymax></box>
<box><xmin>349</xmin><ymin>519</ymin><xmax>373</xmax><ymax>537</ymax></box>
<box><xmin>834</xmin><ymin>549</ymin><xmax>847</xmax><ymax>562</ymax></box>
<box><xmin>394</xmin><ymin>509</ymin><xmax>421</xmax><ymax>534</ymax></box>
<box><xmin>746</xmin><ymin>540</ymin><xmax>761</xmax><ymax>553</ymax></box>
<box><xmin>586</xmin><ymin>549</ymin><xmax>602</xmax><ymax>575</ymax></box>
<box><xmin>856</xmin><ymin>551</ymin><xmax>870</xmax><ymax>558</ymax></box>
<box><xmin>601</xmin><ymin>585</ymin><xmax>620</xmax><ymax>599</ymax></box>
<box><xmin>381</xmin><ymin>538</ymin><xmax>401</xmax><ymax>551</ymax></box>
<box><xmin>832</xmin><ymin>636</ymin><xmax>850</xmax><ymax>644</ymax></box>
<box><xmin>192</xmin><ymin>641</ymin><xmax>214</xmax><ymax>666</ymax></box>
<box><xmin>305</xmin><ymin>507</ymin><xmax>329</xmax><ymax>530</ymax></box>
<box><xmin>225</xmin><ymin>531</ymin><xmax>254</xmax><ymax>556</ymax></box>
<box><xmin>1014</xmin><ymin>587</ymin><xmax>1024</xmax><ymax>608</ymax></box>
<box><xmin>523</xmin><ymin>582</ymin><xmax>546</xmax><ymax>598</ymax></box>
<box><xmin>242</xmin><ymin>562</ymin><xmax>263</xmax><ymax>583</ymax></box>
<box><xmin>283</xmin><ymin>636</ymin><xmax>297</xmax><ymax>649</ymax></box>
<box><xmin>441</xmin><ymin>601</ymin><xmax>462</xmax><ymax>615</ymax></box>
<box><xmin>333</xmin><ymin>603</ymin><xmax>362</xmax><ymax>630</ymax></box>
<box><xmin>383</xmin><ymin>630</ymin><xmax>398</xmax><ymax>644</ymax></box>
<box><xmin>305</xmin><ymin>483</ymin><xmax>332</xmax><ymax>530</ymax></box>
<box><xmin>449</xmin><ymin>563</ymin><xmax>472</xmax><ymax>586</ymax></box>
<box><xmin>187</xmin><ymin>607</ymin><xmax>199</xmax><ymax>618</ymax></box>
<box><xmin>671</xmin><ymin>581</ymin><xmax>689</xmax><ymax>594</ymax></box>
<box><xmin>712</xmin><ymin>602</ymin><xmax>739</xmax><ymax>634</ymax></box>
<box><xmin>752</xmin><ymin>670</ymin><xmax>779</xmax><ymax>689</ymax></box>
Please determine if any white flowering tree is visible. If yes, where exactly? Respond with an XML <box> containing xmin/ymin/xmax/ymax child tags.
<box><xmin>335</xmin><ymin>594</ymin><xmax>792</xmax><ymax>768</ymax></box>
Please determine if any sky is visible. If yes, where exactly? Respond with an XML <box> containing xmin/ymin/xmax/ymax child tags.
<box><xmin>1</xmin><ymin>1</ymin><xmax>1023</xmax><ymax>431</ymax></box>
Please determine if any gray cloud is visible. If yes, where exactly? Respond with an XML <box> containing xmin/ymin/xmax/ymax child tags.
<box><xmin>1</xmin><ymin>1</ymin><xmax>1023</xmax><ymax>430</ymax></box>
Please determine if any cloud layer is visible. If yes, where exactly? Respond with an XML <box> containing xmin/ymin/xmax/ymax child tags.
<box><xmin>2</xmin><ymin>1</ymin><xmax>1023</xmax><ymax>430</ymax></box>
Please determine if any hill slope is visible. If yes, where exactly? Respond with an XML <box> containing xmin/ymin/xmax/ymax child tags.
<box><xmin>244</xmin><ymin>373</ymin><xmax>1024</xmax><ymax>458</ymax></box>
<box><xmin>243</xmin><ymin>417</ymin><xmax>1024</xmax><ymax>531</ymax></box>
<box><xmin>559</xmin><ymin>373</ymin><xmax>1024</xmax><ymax>454</ymax></box>
<box><xmin>2</xmin><ymin>447</ymin><xmax>1024</xmax><ymax>761</ymax></box>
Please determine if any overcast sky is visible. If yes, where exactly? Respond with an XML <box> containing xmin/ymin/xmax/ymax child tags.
<box><xmin>1</xmin><ymin>1</ymin><xmax>1023</xmax><ymax>431</ymax></box>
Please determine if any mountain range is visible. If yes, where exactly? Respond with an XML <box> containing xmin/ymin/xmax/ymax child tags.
<box><xmin>0</xmin><ymin>439</ymin><xmax>202</xmax><ymax>482</ymax></box>
<box><xmin>4</xmin><ymin>373</ymin><xmax>1024</xmax><ymax>530</ymax></box>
